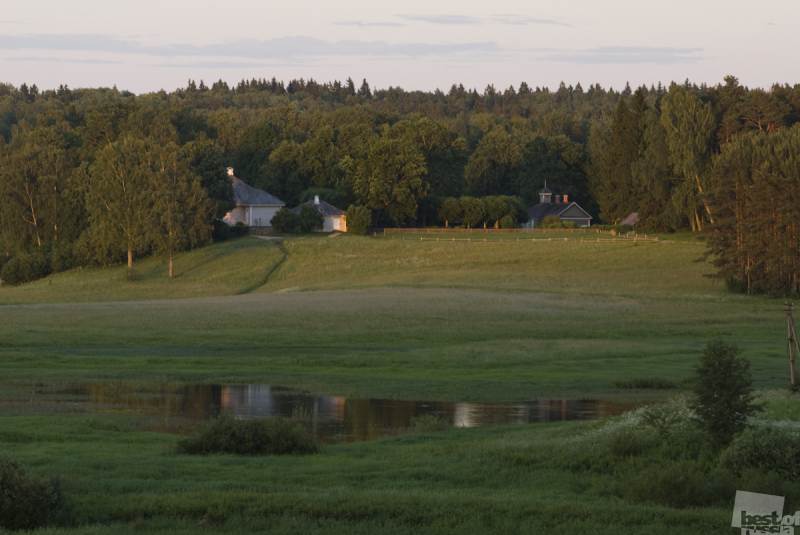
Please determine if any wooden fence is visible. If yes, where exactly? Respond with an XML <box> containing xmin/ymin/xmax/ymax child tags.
<box><xmin>383</xmin><ymin>236</ymin><xmax>659</xmax><ymax>243</ymax></box>
<box><xmin>376</xmin><ymin>227</ymin><xmax>657</xmax><ymax>242</ymax></box>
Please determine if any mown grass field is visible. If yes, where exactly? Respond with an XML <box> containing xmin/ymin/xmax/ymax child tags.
<box><xmin>0</xmin><ymin>233</ymin><xmax>789</xmax><ymax>399</ymax></box>
<box><xmin>0</xmin><ymin>232</ymin><xmax>796</xmax><ymax>534</ymax></box>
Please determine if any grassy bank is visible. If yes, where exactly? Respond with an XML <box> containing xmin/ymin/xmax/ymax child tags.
<box><xmin>0</xmin><ymin>237</ymin><xmax>284</xmax><ymax>305</ymax></box>
<box><xmin>0</xmin><ymin>235</ymin><xmax>789</xmax><ymax>400</ymax></box>
<box><xmin>0</xmin><ymin>411</ymin><xmax>730</xmax><ymax>535</ymax></box>
<box><xmin>6</xmin><ymin>388</ymin><xmax>799</xmax><ymax>534</ymax></box>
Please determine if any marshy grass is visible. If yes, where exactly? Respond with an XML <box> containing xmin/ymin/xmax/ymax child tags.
<box><xmin>611</xmin><ymin>377</ymin><xmax>678</xmax><ymax>390</ymax></box>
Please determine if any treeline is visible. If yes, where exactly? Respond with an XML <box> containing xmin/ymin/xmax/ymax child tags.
<box><xmin>0</xmin><ymin>76</ymin><xmax>799</xmax><ymax>294</ymax></box>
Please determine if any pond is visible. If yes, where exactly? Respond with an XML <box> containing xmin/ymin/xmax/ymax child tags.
<box><xmin>5</xmin><ymin>382</ymin><xmax>639</xmax><ymax>443</ymax></box>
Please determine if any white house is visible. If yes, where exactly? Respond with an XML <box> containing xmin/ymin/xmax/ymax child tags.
<box><xmin>221</xmin><ymin>168</ymin><xmax>285</xmax><ymax>227</ymax></box>
<box><xmin>290</xmin><ymin>196</ymin><xmax>347</xmax><ymax>232</ymax></box>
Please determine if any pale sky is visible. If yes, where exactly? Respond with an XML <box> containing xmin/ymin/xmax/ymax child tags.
<box><xmin>0</xmin><ymin>0</ymin><xmax>796</xmax><ymax>95</ymax></box>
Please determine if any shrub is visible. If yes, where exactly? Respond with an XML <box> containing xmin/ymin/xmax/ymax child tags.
<box><xmin>540</xmin><ymin>215</ymin><xmax>562</xmax><ymax>228</ymax></box>
<box><xmin>725</xmin><ymin>276</ymin><xmax>748</xmax><ymax>294</ymax></box>
<box><xmin>49</xmin><ymin>243</ymin><xmax>75</xmax><ymax>273</ymax></box>
<box><xmin>719</xmin><ymin>427</ymin><xmax>800</xmax><ymax>479</ymax></box>
<box><xmin>212</xmin><ymin>220</ymin><xmax>231</xmax><ymax>242</ymax></box>
<box><xmin>538</xmin><ymin>216</ymin><xmax>578</xmax><ymax>229</ymax></box>
<box><xmin>638</xmin><ymin>397</ymin><xmax>696</xmax><ymax>440</ymax></box>
<box><xmin>176</xmin><ymin>417</ymin><xmax>319</xmax><ymax>456</ymax></box>
<box><xmin>499</xmin><ymin>214</ymin><xmax>518</xmax><ymax>229</ymax></box>
<box><xmin>231</xmin><ymin>222</ymin><xmax>250</xmax><ymax>237</ymax></box>
<box><xmin>270</xmin><ymin>207</ymin><xmax>299</xmax><ymax>233</ymax></box>
<box><xmin>345</xmin><ymin>205</ymin><xmax>372</xmax><ymax>235</ymax></box>
<box><xmin>0</xmin><ymin>458</ymin><xmax>68</xmax><ymax>531</ymax></box>
<box><xmin>409</xmin><ymin>414</ymin><xmax>452</xmax><ymax>433</ymax></box>
<box><xmin>298</xmin><ymin>205</ymin><xmax>324</xmax><ymax>232</ymax></box>
<box><xmin>607</xmin><ymin>427</ymin><xmax>656</xmax><ymax>457</ymax></box>
<box><xmin>611</xmin><ymin>377</ymin><xmax>677</xmax><ymax>390</ymax></box>
<box><xmin>0</xmin><ymin>252</ymin><xmax>51</xmax><ymax>285</ymax></box>
<box><xmin>691</xmin><ymin>340</ymin><xmax>762</xmax><ymax>447</ymax></box>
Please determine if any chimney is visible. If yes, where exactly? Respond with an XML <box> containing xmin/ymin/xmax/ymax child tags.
<box><xmin>226</xmin><ymin>167</ymin><xmax>234</xmax><ymax>177</ymax></box>
<box><xmin>563</xmin><ymin>195</ymin><xmax>569</xmax><ymax>203</ymax></box>
<box><xmin>314</xmin><ymin>195</ymin><xmax>320</xmax><ymax>205</ymax></box>
<box><xmin>555</xmin><ymin>195</ymin><xmax>561</xmax><ymax>203</ymax></box>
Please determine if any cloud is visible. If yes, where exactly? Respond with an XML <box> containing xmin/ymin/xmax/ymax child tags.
<box><xmin>397</xmin><ymin>14</ymin><xmax>568</xmax><ymax>26</ymax></box>
<box><xmin>0</xmin><ymin>34</ymin><xmax>504</xmax><ymax>60</ymax></box>
<box><xmin>6</xmin><ymin>56</ymin><xmax>121</xmax><ymax>65</ymax></box>
<box><xmin>542</xmin><ymin>46</ymin><xmax>704</xmax><ymax>65</ymax></box>
<box><xmin>334</xmin><ymin>21</ymin><xmax>406</xmax><ymax>27</ymax></box>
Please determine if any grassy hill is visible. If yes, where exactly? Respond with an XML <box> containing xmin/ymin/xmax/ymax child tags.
<box><xmin>1</xmin><ymin>232</ymin><xmax>797</xmax><ymax>534</ymax></box>
<box><xmin>0</xmin><ymin>233</ymin><xmax>787</xmax><ymax>399</ymax></box>
<box><xmin>0</xmin><ymin>237</ymin><xmax>285</xmax><ymax>304</ymax></box>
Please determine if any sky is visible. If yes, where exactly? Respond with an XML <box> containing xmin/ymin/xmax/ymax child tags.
<box><xmin>0</xmin><ymin>0</ymin><xmax>797</xmax><ymax>95</ymax></box>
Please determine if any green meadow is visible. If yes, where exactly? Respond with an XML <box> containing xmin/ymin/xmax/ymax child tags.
<box><xmin>0</xmin><ymin>232</ymin><xmax>796</xmax><ymax>534</ymax></box>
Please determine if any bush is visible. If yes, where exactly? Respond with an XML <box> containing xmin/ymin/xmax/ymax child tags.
<box><xmin>725</xmin><ymin>276</ymin><xmax>748</xmax><ymax>294</ymax></box>
<box><xmin>212</xmin><ymin>220</ymin><xmax>231</xmax><ymax>242</ymax></box>
<box><xmin>231</xmin><ymin>222</ymin><xmax>250</xmax><ymax>237</ymax></box>
<box><xmin>409</xmin><ymin>414</ymin><xmax>452</xmax><ymax>433</ymax></box>
<box><xmin>538</xmin><ymin>216</ymin><xmax>578</xmax><ymax>229</ymax></box>
<box><xmin>298</xmin><ymin>205</ymin><xmax>324</xmax><ymax>232</ymax></box>
<box><xmin>49</xmin><ymin>243</ymin><xmax>75</xmax><ymax>273</ymax></box>
<box><xmin>345</xmin><ymin>205</ymin><xmax>372</xmax><ymax>235</ymax></box>
<box><xmin>0</xmin><ymin>252</ymin><xmax>51</xmax><ymax>285</ymax></box>
<box><xmin>691</xmin><ymin>340</ymin><xmax>762</xmax><ymax>447</ymax></box>
<box><xmin>0</xmin><ymin>458</ymin><xmax>68</xmax><ymax>531</ymax></box>
<box><xmin>611</xmin><ymin>377</ymin><xmax>677</xmax><ymax>390</ymax></box>
<box><xmin>499</xmin><ymin>214</ymin><xmax>518</xmax><ymax>229</ymax></box>
<box><xmin>719</xmin><ymin>427</ymin><xmax>800</xmax><ymax>479</ymax></box>
<box><xmin>176</xmin><ymin>417</ymin><xmax>319</xmax><ymax>456</ymax></box>
<box><xmin>270</xmin><ymin>207</ymin><xmax>299</xmax><ymax>233</ymax></box>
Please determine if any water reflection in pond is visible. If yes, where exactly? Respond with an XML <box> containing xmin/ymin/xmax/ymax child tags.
<box><xmin>10</xmin><ymin>382</ymin><xmax>638</xmax><ymax>443</ymax></box>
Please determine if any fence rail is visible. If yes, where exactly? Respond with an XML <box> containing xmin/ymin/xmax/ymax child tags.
<box><xmin>382</xmin><ymin>227</ymin><xmax>595</xmax><ymax>234</ymax></box>
<box><xmin>375</xmin><ymin>227</ymin><xmax>656</xmax><ymax>241</ymax></box>
<box><xmin>410</xmin><ymin>236</ymin><xmax>658</xmax><ymax>243</ymax></box>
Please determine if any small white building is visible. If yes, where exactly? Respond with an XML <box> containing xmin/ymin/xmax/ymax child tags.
<box><xmin>221</xmin><ymin>168</ymin><xmax>285</xmax><ymax>227</ymax></box>
<box><xmin>290</xmin><ymin>196</ymin><xmax>347</xmax><ymax>232</ymax></box>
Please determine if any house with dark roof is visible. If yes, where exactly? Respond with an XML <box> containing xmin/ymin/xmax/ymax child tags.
<box><xmin>291</xmin><ymin>196</ymin><xmax>347</xmax><ymax>232</ymax></box>
<box><xmin>527</xmin><ymin>186</ymin><xmax>592</xmax><ymax>228</ymax></box>
<box><xmin>619</xmin><ymin>213</ymin><xmax>639</xmax><ymax>227</ymax></box>
<box><xmin>221</xmin><ymin>168</ymin><xmax>285</xmax><ymax>227</ymax></box>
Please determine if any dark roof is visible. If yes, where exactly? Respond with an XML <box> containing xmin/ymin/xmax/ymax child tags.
<box><xmin>231</xmin><ymin>176</ymin><xmax>284</xmax><ymax>206</ymax></box>
<box><xmin>528</xmin><ymin>201</ymin><xmax>592</xmax><ymax>221</ymax></box>
<box><xmin>539</xmin><ymin>186</ymin><xmax>552</xmax><ymax>195</ymax></box>
<box><xmin>620</xmin><ymin>213</ymin><xmax>639</xmax><ymax>226</ymax></box>
<box><xmin>290</xmin><ymin>199</ymin><xmax>345</xmax><ymax>217</ymax></box>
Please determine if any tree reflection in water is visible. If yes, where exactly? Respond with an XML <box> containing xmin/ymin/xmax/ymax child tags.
<box><xmin>17</xmin><ymin>382</ymin><xmax>638</xmax><ymax>443</ymax></box>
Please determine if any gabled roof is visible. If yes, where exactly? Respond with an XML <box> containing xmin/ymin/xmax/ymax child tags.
<box><xmin>620</xmin><ymin>213</ymin><xmax>639</xmax><ymax>226</ymax></box>
<box><xmin>290</xmin><ymin>199</ymin><xmax>345</xmax><ymax>217</ymax></box>
<box><xmin>231</xmin><ymin>176</ymin><xmax>284</xmax><ymax>206</ymax></box>
<box><xmin>539</xmin><ymin>186</ymin><xmax>552</xmax><ymax>195</ymax></box>
<box><xmin>528</xmin><ymin>201</ymin><xmax>592</xmax><ymax>221</ymax></box>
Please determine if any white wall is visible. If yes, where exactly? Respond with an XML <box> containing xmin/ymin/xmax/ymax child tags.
<box><xmin>222</xmin><ymin>206</ymin><xmax>247</xmax><ymax>225</ymax></box>
<box><xmin>250</xmin><ymin>206</ymin><xmax>281</xmax><ymax>227</ymax></box>
<box><xmin>321</xmin><ymin>215</ymin><xmax>346</xmax><ymax>232</ymax></box>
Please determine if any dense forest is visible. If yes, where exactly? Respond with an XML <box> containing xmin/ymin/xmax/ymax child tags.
<box><xmin>0</xmin><ymin>76</ymin><xmax>799</xmax><ymax>294</ymax></box>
